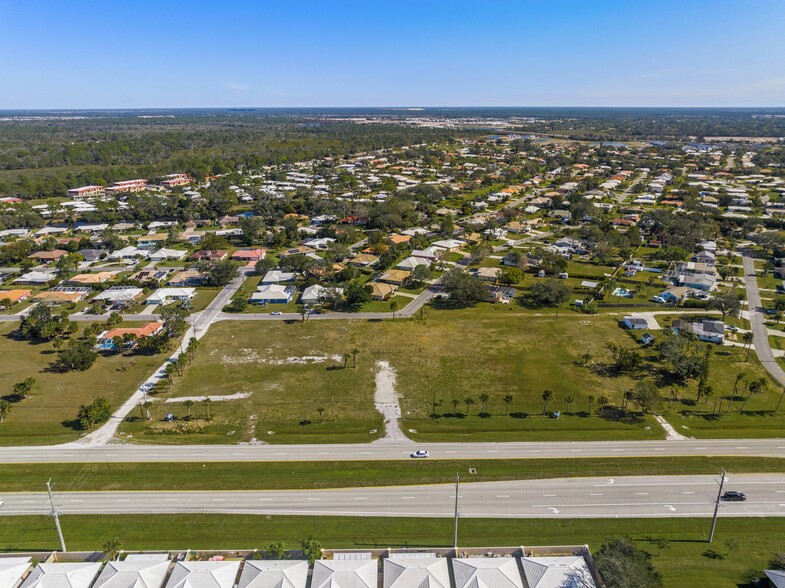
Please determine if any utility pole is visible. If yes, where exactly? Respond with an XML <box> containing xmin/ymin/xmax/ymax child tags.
<box><xmin>453</xmin><ymin>474</ymin><xmax>460</xmax><ymax>551</ymax></box>
<box><xmin>708</xmin><ymin>467</ymin><xmax>726</xmax><ymax>543</ymax></box>
<box><xmin>46</xmin><ymin>479</ymin><xmax>67</xmax><ymax>552</ymax></box>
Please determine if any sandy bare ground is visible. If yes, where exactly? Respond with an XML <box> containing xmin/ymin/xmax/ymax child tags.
<box><xmin>164</xmin><ymin>392</ymin><xmax>250</xmax><ymax>403</ymax></box>
<box><xmin>373</xmin><ymin>360</ymin><xmax>411</xmax><ymax>443</ymax></box>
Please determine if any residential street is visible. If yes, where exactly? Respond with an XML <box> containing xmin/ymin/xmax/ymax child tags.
<box><xmin>741</xmin><ymin>252</ymin><xmax>785</xmax><ymax>387</ymax></box>
<box><xmin>1</xmin><ymin>474</ymin><xmax>781</xmax><ymax>519</ymax></box>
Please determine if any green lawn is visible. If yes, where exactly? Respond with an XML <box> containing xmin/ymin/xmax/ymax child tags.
<box><xmin>0</xmin><ymin>323</ymin><xmax>168</xmax><ymax>445</ymax></box>
<box><xmin>0</xmin><ymin>515</ymin><xmax>780</xmax><ymax>587</ymax></box>
<box><xmin>3</xmin><ymin>456</ymin><xmax>783</xmax><ymax>492</ymax></box>
<box><xmin>358</xmin><ymin>295</ymin><xmax>412</xmax><ymax>313</ymax></box>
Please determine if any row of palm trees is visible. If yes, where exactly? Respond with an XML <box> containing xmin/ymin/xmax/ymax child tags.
<box><xmin>437</xmin><ymin>391</ymin><xmax>609</xmax><ymax>417</ymax></box>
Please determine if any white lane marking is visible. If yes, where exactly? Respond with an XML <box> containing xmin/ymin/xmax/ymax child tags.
<box><xmin>354</xmin><ymin>497</ymin><xmax>368</xmax><ymax>501</ymax></box>
<box><xmin>683</xmin><ymin>492</ymin><xmax>696</xmax><ymax>495</ymax></box>
<box><xmin>529</xmin><ymin>450</ymin><xmax>541</xmax><ymax>453</ymax></box>
<box><xmin>636</xmin><ymin>493</ymin><xmax>649</xmax><ymax>496</ymax></box>
<box><xmin>737</xmin><ymin>446</ymin><xmax>749</xmax><ymax>449</ymax></box>
<box><xmin>306</xmin><ymin>498</ymin><xmax>320</xmax><ymax>501</ymax></box>
<box><xmin>548</xmin><ymin>507</ymin><xmax>560</xmax><ymax>514</ymax></box>
<box><xmin>275</xmin><ymin>452</ymin><xmax>287</xmax><ymax>455</ymax></box>
<box><xmin>116</xmin><ymin>499</ymin><xmax>131</xmax><ymax>502</ymax></box>
<box><xmin>496</xmin><ymin>495</ymin><xmax>510</xmax><ymax>498</ymax></box>
<box><xmin>164</xmin><ymin>499</ymin><xmax>178</xmax><ymax>502</ymax></box>
<box><xmin>21</xmin><ymin>500</ymin><xmax>36</xmax><ymax>504</ymax></box>
<box><xmin>212</xmin><ymin>498</ymin><xmax>226</xmax><ymax>502</ymax></box>
<box><xmin>401</xmin><ymin>497</ymin><xmax>415</xmax><ymax>500</ymax></box>
<box><xmin>542</xmin><ymin>494</ymin><xmax>557</xmax><ymax>497</ymax></box>
<box><xmin>445</xmin><ymin>451</ymin><xmax>457</xmax><ymax>454</ymax></box>
<box><xmin>664</xmin><ymin>505</ymin><xmax>677</xmax><ymax>511</ymax></box>
<box><xmin>486</xmin><ymin>450</ymin><xmax>499</xmax><ymax>453</ymax></box>
<box><xmin>147</xmin><ymin>453</ymin><xmax>160</xmax><ymax>456</ymax></box>
<box><xmin>69</xmin><ymin>499</ymin><xmax>84</xmax><ymax>503</ymax></box>
<box><xmin>590</xmin><ymin>493</ymin><xmax>603</xmax><ymax>496</ymax></box>
<box><xmin>258</xmin><ymin>498</ymin><xmax>273</xmax><ymax>501</ymax></box>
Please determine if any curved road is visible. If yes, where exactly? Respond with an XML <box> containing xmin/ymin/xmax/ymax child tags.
<box><xmin>1</xmin><ymin>474</ymin><xmax>782</xmax><ymax>518</ymax></box>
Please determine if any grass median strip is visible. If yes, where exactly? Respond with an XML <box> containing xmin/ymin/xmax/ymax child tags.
<box><xmin>0</xmin><ymin>514</ymin><xmax>781</xmax><ymax>588</ymax></box>
<box><xmin>3</xmin><ymin>456</ymin><xmax>785</xmax><ymax>492</ymax></box>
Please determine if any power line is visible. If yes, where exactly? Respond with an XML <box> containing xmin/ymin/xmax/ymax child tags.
<box><xmin>708</xmin><ymin>467</ymin><xmax>726</xmax><ymax>543</ymax></box>
<box><xmin>46</xmin><ymin>478</ymin><xmax>67</xmax><ymax>552</ymax></box>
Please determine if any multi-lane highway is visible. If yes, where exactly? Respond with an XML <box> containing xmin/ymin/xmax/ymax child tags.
<box><xmin>1</xmin><ymin>438</ymin><xmax>784</xmax><ymax>463</ymax></box>
<box><xmin>1</xmin><ymin>475</ymin><xmax>782</xmax><ymax>518</ymax></box>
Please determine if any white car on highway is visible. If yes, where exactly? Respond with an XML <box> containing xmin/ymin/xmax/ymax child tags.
<box><xmin>410</xmin><ymin>450</ymin><xmax>429</xmax><ymax>458</ymax></box>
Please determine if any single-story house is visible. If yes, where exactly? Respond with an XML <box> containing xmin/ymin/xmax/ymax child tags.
<box><xmin>136</xmin><ymin>233</ymin><xmax>168</xmax><ymax>249</ymax></box>
<box><xmin>0</xmin><ymin>556</ymin><xmax>31</xmax><ymax>588</ymax></box>
<box><xmin>279</xmin><ymin>245</ymin><xmax>316</xmax><ymax>258</ymax></box>
<box><xmin>231</xmin><ymin>248</ymin><xmax>266</xmax><ymax>262</ymax></box>
<box><xmin>622</xmin><ymin>316</ymin><xmax>648</xmax><ymax>330</ymax></box>
<box><xmin>369</xmin><ymin>281</ymin><xmax>397</xmax><ymax>300</ymax></box>
<box><xmin>94</xmin><ymin>286</ymin><xmax>145</xmax><ymax>305</ymax></box>
<box><xmin>672</xmin><ymin>318</ymin><xmax>725</xmax><ymax>344</ymax></box>
<box><xmin>97</xmin><ymin>322</ymin><xmax>165</xmax><ymax>349</ymax></box>
<box><xmin>168</xmin><ymin>270</ymin><xmax>205</xmax><ymax>287</ymax></box>
<box><xmin>378</xmin><ymin>269</ymin><xmax>411</xmax><ymax>286</ymax></box>
<box><xmin>78</xmin><ymin>249</ymin><xmax>108</xmax><ymax>262</ymax></box>
<box><xmin>348</xmin><ymin>253</ymin><xmax>379</xmax><ymax>268</ymax></box>
<box><xmin>473</xmin><ymin>267</ymin><xmax>500</xmax><ymax>282</ymax></box>
<box><xmin>432</xmin><ymin>239</ymin><xmax>465</xmax><ymax>251</ymax></box>
<box><xmin>383</xmin><ymin>555</ymin><xmax>450</xmax><ymax>588</ymax></box>
<box><xmin>189</xmin><ymin>249</ymin><xmax>228</xmax><ymax>261</ymax></box>
<box><xmin>149</xmin><ymin>248</ymin><xmax>187</xmax><ymax>262</ymax></box>
<box><xmin>0</xmin><ymin>289</ymin><xmax>32</xmax><ymax>304</ymax></box>
<box><xmin>108</xmin><ymin>246</ymin><xmax>150</xmax><ymax>260</ymax></box>
<box><xmin>28</xmin><ymin>249</ymin><xmax>68</xmax><ymax>263</ymax></box>
<box><xmin>13</xmin><ymin>271</ymin><xmax>56</xmax><ymax>285</ymax></box>
<box><xmin>520</xmin><ymin>556</ymin><xmax>596</xmax><ymax>588</ymax></box>
<box><xmin>165</xmin><ymin>562</ymin><xmax>240</xmax><ymax>588</ymax></box>
<box><xmin>92</xmin><ymin>555</ymin><xmax>170</xmax><ymax>588</ymax></box>
<box><xmin>238</xmin><ymin>560</ymin><xmax>308</xmax><ymax>588</ymax></box>
<box><xmin>451</xmin><ymin>557</ymin><xmax>524</xmax><ymax>588</ymax></box>
<box><xmin>66</xmin><ymin>272</ymin><xmax>114</xmax><ymax>286</ymax></box>
<box><xmin>20</xmin><ymin>563</ymin><xmax>101</xmax><ymax>588</ymax></box>
<box><xmin>411</xmin><ymin>246</ymin><xmax>444</xmax><ymax>262</ymax></box>
<box><xmin>641</xmin><ymin>333</ymin><xmax>656</xmax><ymax>345</ymax></box>
<box><xmin>311</xmin><ymin>559</ymin><xmax>376</xmax><ymax>588</ymax></box>
<box><xmin>129</xmin><ymin>270</ymin><xmax>170</xmax><ymax>284</ymax></box>
<box><xmin>387</xmin><ymin>234</ymin><xmax>412</xmax><ymax>246</ymax></box>
<box><xmin>32</xmin><ymin>289</ymin><xmax>89</xmax><ymax>304</ymax></box>
<box><xmin>485</xmin><ymin>285</ymin><xmax>517</xmax><ymax>303</ymax></box>
<box><xmin>396</xmin><ymin>256</ymin><xmax>430</xmax><ymax>271</ymax></box>
<box><xmin>262</xmin><ymin>270</ymin><xmax>297</xmax><ymax>284</ymax></box>
<box><xmin>250</xmin><ymin>284</ymin><xmax>296</xmax><ymax>305</ymax></box>
<box><xmin>301</xmin><ymin>284</ymin><xmax>343</xmax><ymax>305</ymax></box>
<box><xmin>146</xmin><ymin>288</ymin><xmax>196</xmax><ymax>305</ymax></box>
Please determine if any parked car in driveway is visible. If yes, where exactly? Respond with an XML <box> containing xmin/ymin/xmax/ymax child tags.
<box><xmin>721</xmin><ymin>491</ymin><xmax>746</xmax><ymax>501</ymax></box>
<box><xmin>410</xmin><ymin>450</ymin><xmax>429</xmax><ymax>458</ymax></box>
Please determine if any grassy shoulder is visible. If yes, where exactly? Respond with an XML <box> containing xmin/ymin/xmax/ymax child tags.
<box><xmin>1</xmin><ymin>515</ymin><xmax>781</xmax><ymax>588</ymax></box>
<box><xmin>4</xmin><ymin>457</ymin><xmax>784</xmax><ymax>492</ymax></box>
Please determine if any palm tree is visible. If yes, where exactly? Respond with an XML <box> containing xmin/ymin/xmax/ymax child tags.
<box><xmin>623</xmin><ymin>390</ymin><xmax>634</xmax><ymax>411</ymax></box>
<box><xmin>701</xmin><ymin>385</ymin><xmax>714</xmax><ymax>405</ymax></box>
<box><xmin>163</xmin><ymin>363</ymin><xmax>176</xmax><ymax>389</ymax></box>
<box><xmin>564</xmin><ymin>395</ymin><xmax>575</xmax><ymax>414</ymax></box>
<box><xmin>138</xmin><ymin>401</ymin><xmax>146</xmax><ymax>420</ymax></box>
<box><xmin>478</xmin><ymin>393</ymin><xmax>490</xmax><ymax>416</ymax></box>
<box><xmin>0</xmin><ymin>399</ymin><xmax>12</xmax><ymax>423</ymax></box>
<box><xmin>143</xmin><ymin>401</ymin><xmax>152</xmax><ymax>421</ymax></box>
<box><xmin>464</xmin><ymin>397</ymin><xmax>475</xmax><ymax>416</ymax></box>
<box><xmin>541</xmin><ymin>389</ymin><xmax>553</xmax><ymax>415</ymax></box>
<box><xmin>203</xmin><ymin>398</ymin><xmax>212</xmax><ymax>420</ymax></box>
<box><xmin>343</xmin><ymin>353</ymin><xmax>351</xmax><ymax>369</ymax></box>
<box><xmin>581</xmin><ymin>350</ymin><xmax>593</xmax><ymax>366</ymax></box>
<box><xmin>775</xmin><ymin>387</ymin><xmax>785</xmax><ymax>413</ymax></box>
<box><xmin>740</xmin><ymin>377</ymin><xmax>767</xmax><ymax>413</ymax></box>
<box><xmin>587</xmin><ymin>395</ymin><xmax>595</xmax><ymax>413</ymax></box>
<box><xmin>183</xmin><ymin>399</ymin><xmax>194</xmax><ymax>419</ymax></box>
<box><xmin>299</xmin><ymin>306</ymin><xmax>308</xmax><ymax>323</ymax></box>
<box><xmin>390</xmin><ymin>300</ymin><xmax>399</xmax><ymax>320</ymax></box>
<box><xmin>317</xmin><ymin>406</ymin><xmax>325</xmax><ymax>422</ymax></box>
<box><xmin>351</xmin><ymin>348</ymin><xmax>360</xmax><ymax>368</ymax></box>
<box><xmin>174</xmin><ymin>356</ymin><xmax>186</xmax><ymax>377</ymax></box>
<box><xmin>742</xmin><ymin>332</ymin><xmax>754</xmax><ymax>361</ymax></box>
<box><xmin>103</xmin><ymin>537</ymin><xmax>122</xmax><ymax>561</ymax></box>
<box><xmin>451</xmin><ymin>399</ymin><xmax>460</xmax><ymax>415</ymax></box>
<box><xmin>597</xmin><ymin>395</ymin><xmax>609</xmax><ymax>415</ymax></box>
<box><xmin>502</xmin><ymin>394</ymin><xmax>513</xmax><ymax>415</ymax></box>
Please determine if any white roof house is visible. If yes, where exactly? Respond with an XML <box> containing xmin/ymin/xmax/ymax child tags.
<box><xmin>93</xmin><ymin>558</ymin><xmax>170</xmax><ymax>588</ymax></box>
<box><xmin>94</xmin><ymin>287</ymin><xmax>144</xmax><ymax>303</ymax></box>
<box><xmin>14</xmin><ymin>271</ymin><xmax>56</xmax><ymax>285</ymax></box>
<box><xmin>109</xmin><ymin>246</ymin><xmax>150</xmax><ymax>260</ymax></box>
<box><xmin>0</xmin><ymin>557</ymin><xmax>31</xmax><ymax>588</ymax></box>
<box><xmin>149</xmin><ymin>248</ymin><xmax>187</xmax><ymax>261</ymax></box>
<box><xmin>432</xmin><ymin>239</ymin><xmax>465</xmax><ymax>250</ymax></box>
<box><xmin>261</xmin><ymin>270</ymin><xmax>297</xmax><ymax>284</ymax></box>
<box><xmin>146</xmin><ymin>287</ymin><xmax>196</xmax><ymax>305</ymax></box>
<box><xmin>383</xmin><ymin>555</ymin><xmax>450</xmax><ymax>588</ymax></box>
<box><xmin>250</xmin><ymin>284</ymin><xmax>296</xmax><ymax>304</ymax></box>
<box><xmin>237</xmin><ymin>560</ymin><xmax>308</xmax><ymax>588</ymax></box>
<box><xmin>396</xmin><ymin>256</ymin><xmax>430</xmax><ymax>271</ymax></box>
<box><xmin>164</xmin><ymin>562</ymin><xmax>241</xmax><ymax>588</ymax></box>
<box><xmin>301</xmin><ymin>285</ymin><xmax>343</xmax><ymax>305</ymax></box>
<box><xmin>311</xmin><ymin>559</ymin><xmax>377</xmax><ymax>588</ymax></box>
<box><xmin>20</xmin><ymin>563</ymin><xmax>102</xmax><ymax>588</ymax></box>
<box><xmin>520</xmin><ymin>556</ymin><xmax>596</xmax><ymax>588</ymax></box>
<box><xmin>452</xmin><ymin>558</ymin><xmax>524</xmax><ymax>588</ymax></box>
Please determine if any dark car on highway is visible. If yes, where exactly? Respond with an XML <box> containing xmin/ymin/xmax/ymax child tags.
<box><xmin>721</xmin><ymin>491</ymin><xmax>746</xmax><ymax>501</ymax></box>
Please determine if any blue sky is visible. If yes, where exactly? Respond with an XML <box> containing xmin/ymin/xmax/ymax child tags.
<box><xmin>1</xmin><ymin>0</ymin><xmax>784</xmax><ymax>108</ymax></box>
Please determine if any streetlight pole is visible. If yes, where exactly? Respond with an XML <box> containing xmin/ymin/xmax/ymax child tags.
<box><xmin>46</xmin><ymin>479</ymin><xmax>67</xmax><ymax>552</ymax></box>
<box><xmin>708</xmin><ymin>467</ymin><xmax>726</xmax><ymax>543</ymax></box>
<box><xmin>453</xmin><ymin>474</ymin><xmax>460</xmax><ymax>551</ymax></box>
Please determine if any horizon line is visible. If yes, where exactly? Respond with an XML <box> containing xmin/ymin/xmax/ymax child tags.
<box><xmin>2</xmin><ymin>105</ymin><xmax>785</xmax><ymax>111</ymax></box>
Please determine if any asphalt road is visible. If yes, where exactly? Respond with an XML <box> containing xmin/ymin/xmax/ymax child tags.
<box><xmin>2</xmin><ymin>438</ymin><xmax>785</xmax><ymax>463</ymax></box>
<box><xmin>741</xmin><ymin>252</ymin><xmax>785</xmax><ymax>387</ymax></box>
<box><xmin>2</xmin><ymin>475</ymin><xmax>782</xmax><ymax>518</ymax></box>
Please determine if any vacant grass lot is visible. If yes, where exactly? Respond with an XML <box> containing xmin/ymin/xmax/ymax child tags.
<box><xmin>0</xmin><ymin>323</ymin><xmax>167</xmax><ymax>446</ymax></box>
<box><xmin>4</xmin><ymin>457</ymin><xmax>783</xmax><ymax>492</ymax></box>
<box><xmin>0</xmin><ymin>515</ymin><xmax>780</xmax><ymax>587</ymax></box>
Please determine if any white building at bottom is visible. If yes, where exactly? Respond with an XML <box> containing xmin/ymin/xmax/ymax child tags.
<box><xmin>19</xmin><ymin>563</ymin><xmax>101</xmax><ymax>588</ymax></box>
<box><xmin>452</xmin><ymin>557</ymin><xmax>524</xmax><ymax>588</ymax></box>
<box><xmin>164</xmin><ymin>561</ymin><xmax>240</xmax><ymax>588</ymax></box>
<box><xmin>0</xmin><ymin>557</ymin><xmax>31</xmax><ymax>588</ymax></box>
<box><xmin>311</xmin><ymin>559</ymin><xmax>376</xmax><ymax>588</ymax></box>
<box><xmin>383</xmin><ymin>554</ymin><xmax>450</xmax><ymax>588</ymax></box>
<box><xmin>92</xmin><ymin>555</ymin><xmax>169</xmax><ymax>588</ymax></box>
<box><xmin>237</xmin><ymin>560</ymin><xmax>308</xmax><ymax>588</ymax></box>
<box><xmin>521</xmin><ymin>556</ymin><xmax>596</xmax><ymax>588</ymax></box>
